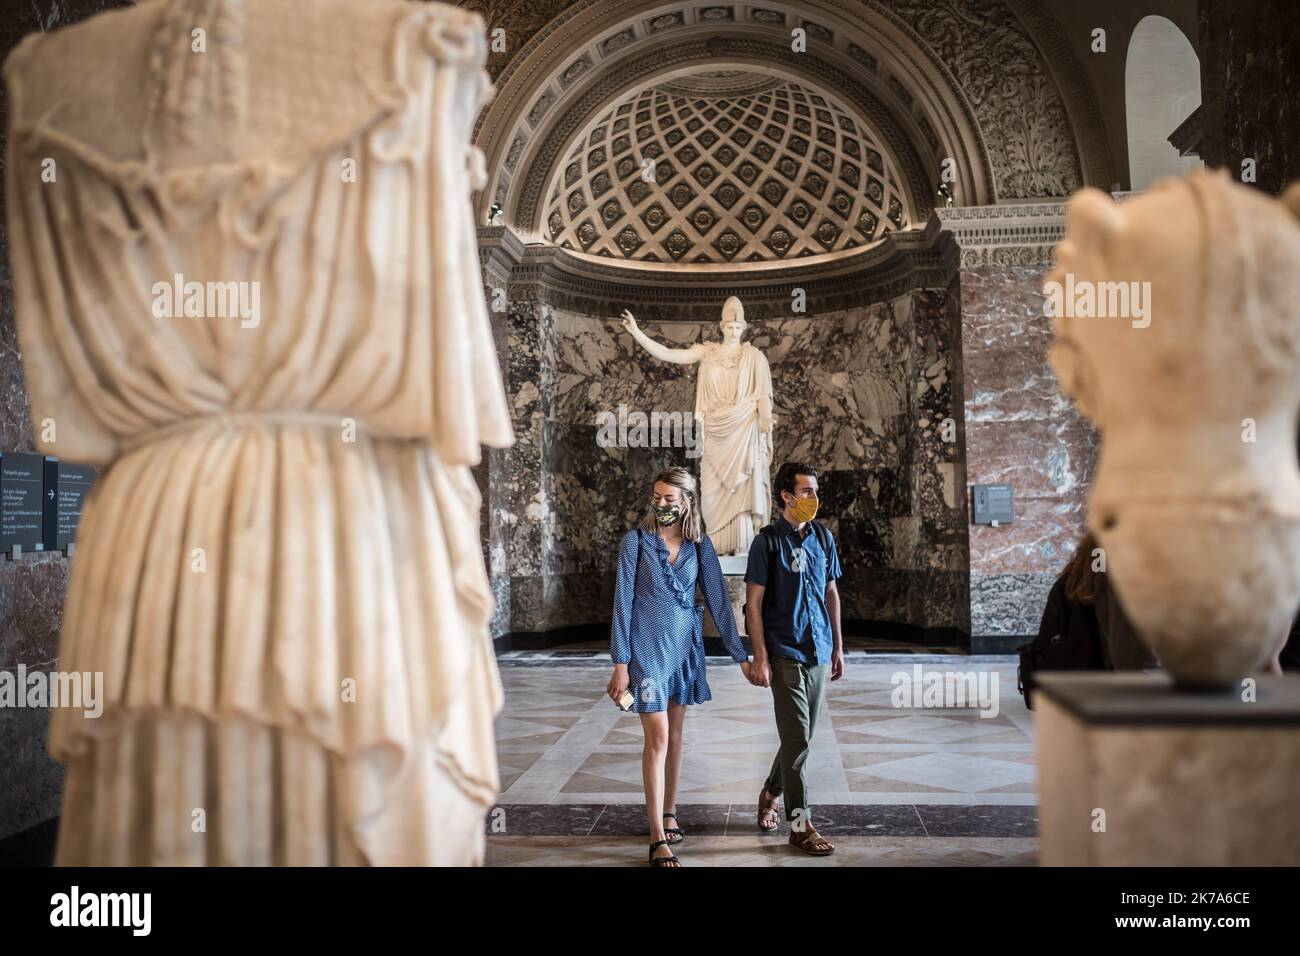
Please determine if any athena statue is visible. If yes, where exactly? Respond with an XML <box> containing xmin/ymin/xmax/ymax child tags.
<box><xmin>621</xmin><ymin>297</ymin><xmax>774</xmax><ymax>555</ymax></box>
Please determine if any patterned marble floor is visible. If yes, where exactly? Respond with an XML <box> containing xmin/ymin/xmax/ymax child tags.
<box><xmin>486</xmin><ymin>835</ymin><xmax>1038</xmax><ymax>867</ymax></box>
<box><xmin>486</xmin><ymin>654</ymin><xmax>1039</xmax><ymax>866</ymax></box>
<box><xmin>496</xmin><ymin>638</ymin><xmax>970</xmax><ymax>661</ymax></box>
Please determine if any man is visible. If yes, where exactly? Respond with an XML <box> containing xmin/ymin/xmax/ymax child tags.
<box><xmin>744</xmin><ymin>462</ymin><xmax>844</xmax><ymax>855</ymax></box>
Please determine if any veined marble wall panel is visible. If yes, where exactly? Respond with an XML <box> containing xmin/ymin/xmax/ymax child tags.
<box><xmin>961</xmin><ymin>263</ymin><xmax>1098</xmax><ymax>637</ymax></box>
<box><xmin>499</xmin><ymin>286</ymin><xmax>969</xmax><ymax>639</ymax></box>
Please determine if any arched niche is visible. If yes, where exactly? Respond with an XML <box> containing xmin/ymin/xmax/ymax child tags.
<box><xmin>1125</xmin><ymin>14</ymin><xmax>1202</xmax><ymax>191</ymax></box>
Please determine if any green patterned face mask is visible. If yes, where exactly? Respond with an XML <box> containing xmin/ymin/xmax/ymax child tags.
<box><xmin>651</xmin><ymin>502</ymin><xmax>682</xmax><ymax>526</ymax></box>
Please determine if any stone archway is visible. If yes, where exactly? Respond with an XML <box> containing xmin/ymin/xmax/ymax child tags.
<box><xmin>464</xmin><ymin>0</ymin><xmax>1112</xmax><ymax>239</ymax></box>
<box><xmin>470</xmin><ymin>0</ymin><xmax>996</xmax><ymax>236</ymax></box>
<box><xmin>1125</xmin><ymin>14</ymin><xmax>1201</xmax><ymax>190</ymax></box>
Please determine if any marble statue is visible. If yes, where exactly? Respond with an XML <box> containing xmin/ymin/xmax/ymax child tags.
<box><xmin>4</xmin><ymin>0</ymin><xmax>513</xmax><ymax>864</ymax></box>
<box><xmin>620</xmin><ymin>297</ymin><xmax>774</xmax><ymax>555</ymax></box>
<box><xmin>1047</xmin><ymin>169</ymin><xmax>1300</xmax><ymax>686</ymax></box>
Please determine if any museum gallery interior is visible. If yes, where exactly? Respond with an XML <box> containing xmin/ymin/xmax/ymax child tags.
<box><xmin>0</xmin><ymin>0</ymin><xmax>1297</xmax><ymax>870</ymax></box>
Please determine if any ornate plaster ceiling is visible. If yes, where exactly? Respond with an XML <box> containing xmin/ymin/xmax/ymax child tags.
<box><xmin>543</xmin><ymin>74</ymin><xmax>910</xmax><ymax>262</ymax></box>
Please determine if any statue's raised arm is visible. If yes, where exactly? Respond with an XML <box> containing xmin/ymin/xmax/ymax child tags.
<box><xmin>620</xmin><ymin>310</ymin><xmax>702</xmax><ymax>365</ymax></box>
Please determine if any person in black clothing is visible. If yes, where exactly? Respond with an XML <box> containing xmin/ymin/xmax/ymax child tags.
<box><xmin>1021</xmin><ymin>532</ymin><xmax>1157</xmax><ymax>707</ymax></box>
<box><xmin>1030</xmin><ymin>532</ymin><xmax>1297</xmax><ymax>696</ymax></box>
<box><xmin>1042</xmin><ymin>532</ymin><xmax>1156</xmax><ymax>667</ymax></box>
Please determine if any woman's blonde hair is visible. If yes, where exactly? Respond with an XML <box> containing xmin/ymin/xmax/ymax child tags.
<box><xmin>641</xmin><ymin>466</ymin><xmax>704</xmax><ymax>542</ymax></box>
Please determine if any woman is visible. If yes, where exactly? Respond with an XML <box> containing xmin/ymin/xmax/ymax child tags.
<box><xmin>607</xmin><ymin>467</ymin><xmax>751</xmax><ymax>867</ymax></box>
<box><xmin>1022</xmin><ymin>532</ymin><xmax>1159</xmax><ymax>706</ymax></box>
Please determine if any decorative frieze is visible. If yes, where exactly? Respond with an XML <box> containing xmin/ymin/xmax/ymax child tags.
<box><xmin>935</xmin><ymin>201</ymin><xmax>1067</xmax><ymax>267</ymax></box>
<box><xmin>480</xmin><ymin>221</ymin><xmax>958</xmax><ymax>321</ymax></box>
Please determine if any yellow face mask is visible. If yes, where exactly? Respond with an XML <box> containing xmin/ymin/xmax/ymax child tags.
<box><xmin>788</xmin><ymin>495</ymin><xmax>819</xmax><ymax>523</ymax></box>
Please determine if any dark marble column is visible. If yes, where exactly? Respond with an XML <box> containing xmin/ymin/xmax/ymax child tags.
<box><xmin>500</xmin><ymin>294</ymin><xmax>548</xmax><ymax>638</ymax></box>
<box><xmin>1198</xmin><ymin>0</ymin><xmax>1300</xmax><ymax>195</ymax></box>
<box><xmin>478</xmin><ymin>228</ymin><xmax>525</xmax><ymax>642</ymax></box>
<box><xmin>907</xmin><ymin>282</ymin><xmax>972</xmax><ymax>636</ymax></box>
<box><xmin>817</xmin><ymin>299</ymin><xmax>915</xmax><ymax>630</ymax></box>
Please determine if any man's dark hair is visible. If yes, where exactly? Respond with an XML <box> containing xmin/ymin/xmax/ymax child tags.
<box><xmin>774</xmin><ymin>462</ymin><xmax>818</xmax><ymax>502</ymax></box>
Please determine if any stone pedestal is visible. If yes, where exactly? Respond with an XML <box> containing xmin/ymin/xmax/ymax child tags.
<box><xmin>1035</xmin><ymin>672</ymin><xmax>1300</xmax><ymax>866</ymax></box>
<box><xmin>701</xmin><ymin>574</ymin><xmax>749</xmax><ymax>644</ymax></box>
<box><xmin>717</xmin><ymin>554</ymin><xmax>749</xmax><ymax>576</ymax></box>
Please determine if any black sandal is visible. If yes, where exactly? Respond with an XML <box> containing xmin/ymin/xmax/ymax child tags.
<box><xmin>662</xmin><ymin>812</ymin><xmax>685</xmax><ymax>845</ymax></box>
<box><xmin>648</xmin><ymin>839</ymin><xmax>680</xmax><ymax>867</ymax></box>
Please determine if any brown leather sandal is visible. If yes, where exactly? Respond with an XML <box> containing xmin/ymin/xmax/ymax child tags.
<box><xmin>789</xmin><ymin>823</ymin><xmax>835</xmax><ymax>855</ymax></box>
<box><xmin>757</xmin><ymin>787</ymin><xmax>780</xmax><ymax>831</ymax></box>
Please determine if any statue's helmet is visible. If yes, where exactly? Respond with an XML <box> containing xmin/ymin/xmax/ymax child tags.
<box><xmin>721</xmin><ymin>295</ymin><xmax>746</xmax><ymax>327</ymax></box>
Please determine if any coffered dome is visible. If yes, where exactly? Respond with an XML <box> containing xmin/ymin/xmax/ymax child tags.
<box><xmin>542</xmin><ymin>75</ymin><xmax>912</xmax><ymax>264</ymax></box>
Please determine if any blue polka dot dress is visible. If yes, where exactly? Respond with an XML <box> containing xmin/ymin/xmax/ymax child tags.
<box><xmin>610</xmin><ymin>529</ymin><xmax>748</xmax><ymax>713</ymax></box>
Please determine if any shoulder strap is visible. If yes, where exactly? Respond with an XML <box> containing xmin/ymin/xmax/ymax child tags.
<box><xmin>617</xmin><ymin>531</ymin><xmax>641</xmax><ymax>625</ymax></box>
<box><xmin>811</xmin><ymin>520</ymin><xmax>829</xmax><ymax>554</ymax></box>
<box><xmin>755</xmin><ymin>525</ymin><xmax>775</xmax><ymax>616</ymax></box>
<box><xmin>759</xmin><ymin>524</ymin><xmax>776</xmax><ymax>575</ymax></box>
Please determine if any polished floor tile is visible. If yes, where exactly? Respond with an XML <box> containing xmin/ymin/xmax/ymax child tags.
<box><xmin>493</xmin><ymin>656</ymin><xmax>1035</xmax><ymax>806</ymax></box>
<box><xmin>484</xmin><ymin>835</ymin><xmax>1039</xmax><ymax>867</ymax></box>
<box><xmin>486</xmin><ymin>654</ymin><xmax>1040</xmax><ymax>865</ymax></box>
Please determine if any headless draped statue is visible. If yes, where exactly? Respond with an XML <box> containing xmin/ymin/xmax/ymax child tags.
<box><xmin>621</xmin><ymin>297</ymin><xmax>774</xmax><ymax>555</ymax></box>
<box><xmin>5</xmin><ymin>0</ymin><xmax>511</xmax><ymax>865</ymax></box>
